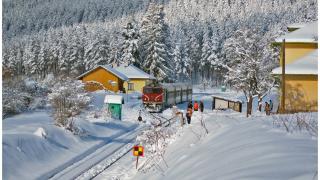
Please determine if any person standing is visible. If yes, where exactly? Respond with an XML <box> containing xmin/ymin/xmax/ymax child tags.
<box><xmin>200</xmin><ymin>100</ymin><xmax>204</xmax><ymax>113</ymax></box>
<box><xmin>194</xmin><ymin>101</ymin><xmax>199</xmax><ymax>111</ymax></box>
<box><xmin>186</xmin><ymin>106</ymin><xmax>193</xmax><ymax>124</ymax></box>
<box><xmin>188</xmin><ymin>101</ymin><xmax>193</xmax><ymax>109</ymax></box>
<box><xmin>265</xmin><ymin>102</ymin><xmax>270</xmax><ymax>116</ymax></box>
<box><xmin>258</xmin><ymin>97</ymin><xmax>262</xmax><ymax>112</ymax></box>
<box><xmin>269</xmin><ymin>100</ymin><xmax>273</xmax><ymax>112</ymax></box>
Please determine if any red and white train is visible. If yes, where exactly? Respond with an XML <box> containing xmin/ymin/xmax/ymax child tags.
<box><xmin>142</xmin><ymin>83</ymin><xmax>192</xmax><ymax>112</ymax></box>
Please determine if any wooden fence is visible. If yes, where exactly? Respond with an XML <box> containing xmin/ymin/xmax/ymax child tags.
<box><xmin>212</xmin><ymin>96</ymin><xmax>242</xmax><ymax>112</ymax></box>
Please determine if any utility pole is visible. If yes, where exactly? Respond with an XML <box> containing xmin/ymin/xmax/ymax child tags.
<box><xmin>281</xmin><ymin>39</ymin><xmax>286</xmax><ymax>113</ymax></box>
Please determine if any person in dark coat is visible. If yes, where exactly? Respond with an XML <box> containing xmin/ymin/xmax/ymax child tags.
<box><xmin>199</xmin><ymin>100</ymin><xmax>204</xmax><ymax>113</ymax></box>
<box><xmin>186</xmin><ymin>106</ymin><xmax>193</xmax><ymax>124</ymax></box>
<box><xmin>258</xmin><ymin>97</ymin><xmax>262</xmax><ymax>112</ymax></box>
<box><xmin>269</xmin><ymin>100</ymin><xmax>273</xmax><ymax>112</ymax></box>
<box><xmin>265</xmin><ymin>102</ymin><xmax>270</xmax><ymax>116</ymax></box>
<box><xmin>187</xmin><ymin>101</ymin><xmax>193</xmax><ymax>109</ymax></box>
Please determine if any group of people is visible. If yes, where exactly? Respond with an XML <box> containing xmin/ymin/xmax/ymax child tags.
<box><xmin>258</xmin><ymin>99</ymin><xmax>273</xmax><ymax>116</ymax></box>
<box><xmin>186</xmin><ymin>100</ymin><xmax>204</xmax><ymax>124</ymax></box>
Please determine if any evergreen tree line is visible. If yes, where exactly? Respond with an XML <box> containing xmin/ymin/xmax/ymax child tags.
<box><xmin>3</xmin><ymin>0</ymin><xmax>317</xmax><ymax>83</ymax></box>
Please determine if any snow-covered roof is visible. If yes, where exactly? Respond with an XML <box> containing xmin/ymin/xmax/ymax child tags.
<box><xmin>104</xmin><ymin>94</ymin><xmax>124</xmax><ymax>104</ymax></box>
<box><xmin>272</xmin><ymin>50</ymin><xmax>318</xmax><ymax>75</ymax></box>
<box><xmin>161</xmin><ymin>83</ymin><xmax>192</xmax><ymax>91</ymax></box>
<box><xmin>275</xmin><ymin>21</ymin><xmax>318</xmax><ymax>43</ymax></box>
<box><xmin>212</xmin><ymin>95</ymin><xmax>242</xmax><ymax>103</ymax></box>
<box><xmin>287</xmin><ymin>22</ymin><xmax>308</xmax><ymax>30</ymax></box>
<box><xmin>113</xmin><ymin>65</ymin><xmax>156</xmax><ymax>79</ymax></box>
<box><xmin>77</xmin><ymin>65</ymin><xmax>128</xmax><ymax>81</ymax></box>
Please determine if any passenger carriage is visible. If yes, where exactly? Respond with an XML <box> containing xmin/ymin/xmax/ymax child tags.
<box><xmin>142</xmin><ymin>83</ymin><xmax>192</xmax><ymax>112</ymax></box>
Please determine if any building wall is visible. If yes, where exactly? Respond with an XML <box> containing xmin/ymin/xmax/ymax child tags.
<box><xmin>280</xmin><ymin>75</ymin><xmax>318</xmax><ymax>112</ymax></box>
<box><xmin>81</xmin><ymin>67</ymin><xmax>122</xmax><ymax>92</ymax></box>
<box><xmin>123</xmin><ymin>79</ymin><xmax>147</xmax><ymax>93</ymax></box>
<box><xmin>280</xmin><ymin>43</ymin><xmax>317</xmax><ymax>65</ymax></box>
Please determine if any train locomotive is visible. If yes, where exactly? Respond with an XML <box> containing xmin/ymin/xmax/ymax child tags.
<box><xmin>142</xmin><ymin>83</ymin><xmax>192</xmax><ymax>112</ymax></box>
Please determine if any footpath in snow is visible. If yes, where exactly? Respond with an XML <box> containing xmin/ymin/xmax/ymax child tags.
<box><xmin>94</xmin><ymin>92</ymin><xmax>317</xmax><ymax>180</ymax></box>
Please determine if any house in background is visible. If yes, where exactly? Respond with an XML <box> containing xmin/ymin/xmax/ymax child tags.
<box><xmin>77</xmin><ymin>64</ymin><xmax>155</xmax><ymax>93</ymax></box>
<box><xmin>114</xmin><ymin>65</ymin><xmax>156</xmax><ymax>93</ymax></box>
<box><xmin>272</xmin><ymin>21</ymin><xmax>318</xmax><ymax>112</ymax></box>
<box><xmin>77</xmin><ymin>65</ymin><xmax>128</xmax><ymax>92</ymax></box>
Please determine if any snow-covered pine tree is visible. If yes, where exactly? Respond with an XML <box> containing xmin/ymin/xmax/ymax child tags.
<box><xmin>58</xmin><ymin>33</ymin><xmax>70</xmax><ymax>76</ymax></box>
<box><xmin>3</xmin><ymin>46</ymin><xmax>17</xmax><ymax>80</ymax></box>
<box><xmin>224</xmin><ymin>29</ymin><xmax>275</xmax><ymax>117</ymax></box>
<box><xmin>186</xmin><ymin>20</ymin><xmax>202</xmax><ymax>83</ymax></box>
<box><xmin>84</xmin><ymin>35</ymin><xmax>110</xmax><ymax>70</ymax></box>
<box><xmin>38</xmin><ymin>41</ymin><xmax>49</xmax><ymax>78</ymax></box>
<box><xmin>200</xmin><ymin>24</ymin><xmax>212</xmax><ymax>82</ymax></box>
<box><xmin>69</xmin><ymin>27</ymin><xmax>86</xmax><ymax>77</ymax></box>
<box><xmin>120</xmin><ymin>20</ymin><xmax>141</xmax><ymax>67</ymax></box>
<box><xmin>108</xmin><ymin>32</ymin><xmax>122</xmax><ymax>67</ymax></box>
<box><xmin>173</xmin><ymin>43</ymin><xmax>181</xmax><ymax>81</ymax></box>
<box><xmin>173</xmin><ymin>42</ymin><xmax>190</xmax><ymax>82</ymax></box>
<box><xmin>173</xmin><ymin>28</ymin><xmax>191</xmax><ymax>82</ymax></box>
<box><xmin>207</xmin><ymin>21</ymin><xmax>222</xmax><ymax>85</ymax></box>
<box><xmin>140</xmin><ymin>3</ymin><xmax>173</xmax><ymax>82</ymax></box>
<box><xmin>24</xmin><ymin>39</ymin><xmax>41</xmax><ymax>78</ymax></box>
<box><xmin>47</xmin><ymin>31</ymin><xmax>60</xmax><ymax>76</ymax></box>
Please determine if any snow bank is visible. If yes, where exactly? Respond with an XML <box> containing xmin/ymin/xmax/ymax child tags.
<box><xmin>3</xmin><ymin>90</ymin><xmax>142</xmax><ymax>180</ymax></box>
<box><xmin>133</xmin><ymin>111</ymin><xmax>317</xmax><ymax>180</ymax></box>
<box><xmin>33</xmin><ymin>127</ymin><xmax>47</xmax><ymax>138</ymax></box>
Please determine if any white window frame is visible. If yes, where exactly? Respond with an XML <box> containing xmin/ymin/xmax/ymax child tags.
<box><xmin>128</xmin><ymin>83</ymin><xmax>134</xmax><ymax>90</ymax></box>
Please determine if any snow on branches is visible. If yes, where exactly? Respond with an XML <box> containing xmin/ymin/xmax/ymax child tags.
<box><xmin>140</xmin><ymin>3</ymin><xmax>174</xmax><ymax>82</ymax></box>
<box><xmin>120</xmin><ymin>21</ymin><xmax>141</xmax><ymax>67</ymax></box>
<box><xmin>48</xmin><ymin>78</ymin><xmax>91</xmax><ymax>131</ymax></box>
<box><xmin>224</xmin><ymin>29</ymin><xmax>276</xmax><ymax>116</ymax></box>
<box><xmin>136</xmin><ymin>110</ymin><xmax>181</xmax><ymax>173</ymax></box>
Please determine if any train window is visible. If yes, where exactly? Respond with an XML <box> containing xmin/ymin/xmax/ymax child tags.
<box><xmin>153</xmin><ymin>88</ymin><xmax>162</xmax><ymax>93</ymax></box>
<box><xmin>143</xmin><ymin>87</ymin><xmax>162</xmax><ymax>93</ymax></box>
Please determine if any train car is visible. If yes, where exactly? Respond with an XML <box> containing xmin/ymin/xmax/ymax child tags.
<box><xmin>142</xmin><ymin>83</ymin><xmax>192</xmax><ymax>112</ymax></box>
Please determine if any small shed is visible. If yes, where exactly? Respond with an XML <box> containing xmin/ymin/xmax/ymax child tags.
<box><xmin>104</xmin><ymin>95</ymin><xmax>124</xmax><ymax>120</ymax></box>
<box><xmin>212</xmin><ymin>96</ymin><xmax>242</xmax><ymax>112</ymax></box>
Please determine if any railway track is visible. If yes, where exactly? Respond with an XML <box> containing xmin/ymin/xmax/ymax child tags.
<box><xmin>47</xmin><ymin>108</ymin><xmax>175</xmax><ymax>180</ymax></box>
<box><xmin>45</xmin><ymin>126</ymin><xmax>146</xmax><ymax>180</ymax></box>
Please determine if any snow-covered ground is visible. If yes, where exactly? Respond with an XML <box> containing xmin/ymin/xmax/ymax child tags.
<box><xmin>93</xmin><ymin>88</ymin><xmax>318</xmax><ymax>180</ymax></box>
<box><xmin>3</xmin><ymin>90</ymin><xmax>145</xmax><ymax>180</ymax></box>
<box><xmin>131</xmin><ymin>111</ymin><xmax>317</xmax><ymax>180</ymax></box>
<box><xmin>3</xmin><ymin>87</ymin><xmax>317</xmax><ymax>180</ymax></box>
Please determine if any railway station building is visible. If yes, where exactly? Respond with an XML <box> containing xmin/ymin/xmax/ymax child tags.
<box><xmin>271</xmin><ymin>21</ymin><xmax>318</xmax><ymax>112</ymax></box>
<box><xmin>77</xmin><ymin>64</ymin><xmax>155</xmax><ymax>93</ymax></box>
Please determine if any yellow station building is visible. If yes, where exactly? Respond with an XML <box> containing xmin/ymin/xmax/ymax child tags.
<box><xmin>272</xmin><ymin>21</ymin><xmax>318</xmax><ymax>112</ymax></box>
<box><xmin>77</xmin><ymin>64</ymin><xmax>155</xmax><ymax>93</ymax></box>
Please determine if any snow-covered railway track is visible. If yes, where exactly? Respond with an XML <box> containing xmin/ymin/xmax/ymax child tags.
<box><xmin>78</xmin><ymin>142</ymin><xmax>135</xmax><ymax>180</ymax></box>
<box><xmin>43</xmin><ymin>126</ymin><xmax>146</xmax><ymax>180</ymax></box>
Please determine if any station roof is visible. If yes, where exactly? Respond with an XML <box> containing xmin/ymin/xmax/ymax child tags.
<box><xmin>274</xmin><ymin>21</ymin><xmax>317</xmax><ymax>43</ymax></box>
<box><xmin>272</xmin><ymin>50</ymin><xmax>318</xmax><ymax>75</ymax></box>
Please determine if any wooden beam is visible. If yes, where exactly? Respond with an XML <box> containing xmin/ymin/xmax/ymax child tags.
<box><xmin>281</xmin><ymin>39</ymin><xmax>286</xmax><ymax>113</ymax></box>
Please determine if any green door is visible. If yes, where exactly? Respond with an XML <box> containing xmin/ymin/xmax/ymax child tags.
<box><xmin>108</xmin><ymin>103</ymin><xmax>122</xmax><ymax>120</ymax></box>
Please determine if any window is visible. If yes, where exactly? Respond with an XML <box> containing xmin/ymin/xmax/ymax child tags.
<box><xmin>143</xmin><ymin>87</ymin><xmax>162</xmax><ymax>94</ymax></box>
<box><xmin>128</xmin><ymin>83</ymin><xmax>134</xmax><ymax>90</ymax></box>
